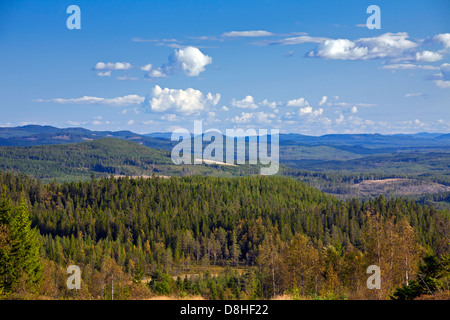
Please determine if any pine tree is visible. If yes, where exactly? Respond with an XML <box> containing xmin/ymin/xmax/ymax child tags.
<box><xmin>0</xmin><ymin>193</ymin><xmax>43</xmax><ymax>295</ymax></box>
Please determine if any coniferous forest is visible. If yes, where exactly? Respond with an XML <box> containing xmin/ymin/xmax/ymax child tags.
<box><xmin>0</xmin><ymin>171</ymin><xmax>449</xmax><ymax>300</ymax></box>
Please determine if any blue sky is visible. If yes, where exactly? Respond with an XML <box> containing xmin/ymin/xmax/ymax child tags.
<box><xmin>0</xmin><ymin>0</ymin><xmax>449</xmax><ymax>135</ymax></box>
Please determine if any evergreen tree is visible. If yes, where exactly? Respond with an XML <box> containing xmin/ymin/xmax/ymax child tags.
<box><xmin>0</xmin><ymin>192</ymin><xmax>43</xmax><ymax>296</ymax></box>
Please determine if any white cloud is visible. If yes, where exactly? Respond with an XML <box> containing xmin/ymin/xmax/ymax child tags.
<box><xmin>255</xmin><ymin>111</ymin><xmax>275</xmax><ymax>123</ymax></box>
<box><xmin>116</xmin><ymin>75</ymin><xmax>139</xmax><ymax>81</ymax></box>
<box><xmin>147</xmin><ymin>46</ymin><xmax>212</xmax><ymax>77</ymax></box>
<box><xmin>318</xmin><ymin>96</ymin><xmax>327</xmax><ymax>107</ymax></box>
<box><xmin>162</xmin><ymin>114</ymin><xmax>178</xmax><ymax>121</ymax></box>
<box><xmin>94</xmin><ymin>62</ymin><xmax>132</xmax><ymax>70</ymax></box>
<box><xmin>434</xmin><ymin>33</ymin><xmax>450</xmax><ymax>49</ymax></box>
<box><xmin>231</xmin><ymin>112</ymin><xmax>254</xmax><ymax>124</ymax></box>
<box><xmin>434</xmin><ymin>80</ymin><xmax>450</xmax><ymax>88</ymax></box>
<box><xmin>231</xmin><ymin>111</ymin><xmax>275</xmax><ymax>124</ymax></box>
<box><xmin>432</xmin><ymin>63</ymin><xmax>450</xmax><ymax>88</ymax></box>
<box><xmin>405</xmin><ymin>92</ymin><xmax>425</xmax><ymax>98</ymax></box>
<box><xmin>351</xmin><ymin>106</ymin><xmax>358</xmax><ymax>113</ymax></box>
<box><xmin>415</xmin><ymin>50</ymin><xmax>443</xmax><ymax>62</ymax></box>
<box><xmin>308</xmin><ymin>38</ymin><xmax>368</xmax><ymax>60</ymax></box>
<box><xmin>286</xmin><ymin>97</ymin><xmax>309</xmax><ymax>107</ymax></box>
<box><xmin>299</xmin><ymin>106</ymin><xmax>323</xmax><ymax>116</ymax></box>
<box><xmin>170</xmin><ymin>46</ymin><xmax>212</xmax><ymax>76</ymax></box>
<box><xmin>127</xmin><ymin>120</ymin><xmax>135</xmax><ymax>125</ymax></box>
<box><xmin>382</xmin><ymin>63</ymin><xmax>440</xmax><ymax>70</ymax></box>
<box><xmin>441</xmin><ymin>63</ymin><xmax>450</xmax><ymax>80</ymax></box>
<box><xmin>284</xmin><ymin>111</ymin><xmax>296</xmax><ymax>120</ymax></box>
<box><xmin>231</xmin><ymin>96</ymin><xmax>259</xmax><ymax>109</ymax></box>
<box><xmin>268</xmin><ymin>35</ymin><xmax>329</xmax><ymax>46</ymax></box>
<box><xmin>348</xmin><ymin>115</ymin><xmax>364</xmax><ymax>126</ymax></box>
<box><xmin>260</xmin><ymin>99</ymin><xmax>279</xmax><ymax>109</ymax></box>
<box><xmin>335</xmin><ymin>113</ymin><xmax>345</xmax><ymax>124</ymax></box>
<box><xmin>35</xmin><ymin>95</ymin><xmax>145</xmax><ymax>107</ymax></box>
<box><xmin>320</xmin><ymin>117</ymin><xmax>332</xmax><ymax>126</ymax></box>
<box><xmin>140</xmin><ymin>64</ymin><xmax>153</xmax><ymax>71</ymax></box>
<box><xmin>308</xmin><ymin>32</ymin><xmax>418</xmax><ymax>60</ymax></box>
<box><xmin>222</xmin><ymin>30</ymin><xmax>273</xmax><ymax>37</ymax></box>
<box><xmin>147</xmin><ymin>69</ymin><xmax>166</xmax><ymax>78</ymax></box>
<box><xmin>143</xmin><ymin>85</ymin><xmax>220</xmax><ymax>114</ymax></box>
<box><xmin>96</xmin><ymin>71</ymin><xmax>111</xmax><ymax>77</ymax></box>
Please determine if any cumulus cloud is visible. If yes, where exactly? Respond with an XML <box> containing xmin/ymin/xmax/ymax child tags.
<box><xmin>222</xmin><ymin>30</ymin><xmax>273</xmax><ymax>37</ymax></box>
<box><xmin>260</xmin><ymin>99</ymin><xmax>279</xmax><ymax>109</ymax></box>
<box><xmin>434</xmin><ymin>33</ymin><xmax>450</xmax><ymax>49</ymax></box>
<box><xmin>140</xmin><ymin>64</ymin><xmax>153</xmax><ymax>71</ymax></box>
<box><xmin>142</xmin><ymin>85</ymin><xmax>220</xmax><ymax>114</ymax></box>
<box><xmin>170</xmin><ymin>46</ymin><xmax>213</xmax><ymax>76</ymax></box>
<box><xmin>147</xmin><ymin>46</ymin><xmax>212</xmax><ymax>78</ymax></box>
<box><xmin>147</xmin><ymin>69</ymin><xmax>166</xmax><ymax>78</ymax></box>
<box><xmin>232</xmin><ymin>112</ymin><xmax>254</xmax><ymax>124</ymax></box>
<box><xmin>231</xmin><ymin>96</ymin><xmax>259</xmax><ymax>109</ymax></box>
<box><xmin>308</xmin><ymin>38</ymin><xmax>368</xmax><ymax>60</ymax></box>
<box><xmin>416</xmin><ymin>50</ymin><xmax>443</xmax><ymax>62</ymax></box>
<box><xmin>307</xmin><ymin>32</ymin><xmax>418</xmax><ymax>60</ymax></box>
<box><xmin>231</xmin><ymin>111</ymin><xmax>275</xmax><ymax>124</ymax></box>
<box><xmin>35</xmin><ymin>95</ymin><xmax>145</xmax><ymax>107</ymax></box>
<box><xmin>286</xmin><ymin>97</ymin><xmax>309</xmax><ymax>107</ymax></box>
<box><xmin>298</xmin><ymin>106</ymin><xmax>323</xmax><ymax>116</ymax></box>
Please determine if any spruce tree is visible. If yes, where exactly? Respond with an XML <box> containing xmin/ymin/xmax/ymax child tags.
<box><xmin>0</xmin><ymin>193</ymin><xmax>43</xmax><ymax>295</ymax></box>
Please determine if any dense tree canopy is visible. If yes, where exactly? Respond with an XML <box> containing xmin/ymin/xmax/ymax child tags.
<box><xmin>0</xmin><ymin>171</ymin><xmax>448</xmax><ymax>299</ymax></box>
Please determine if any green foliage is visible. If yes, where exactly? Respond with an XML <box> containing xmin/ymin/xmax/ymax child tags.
<box><xmin>0</xmin><ymin>170</ymin><xmax>449</xmax><ymax>299</ymax></box>
<box><xmin>149</xmin><ymin>270</ymin><xmax>174</xmax><ymax>296</ymax></box>
<box><xmin>390</xmin><ymin>253</ymin><xmax>450</xmax><ymax>300</ymax></box>
<box><xmin>0</xmin><ymin>192</ymin><xmax>43</xmax><ymax>296</ymax></box>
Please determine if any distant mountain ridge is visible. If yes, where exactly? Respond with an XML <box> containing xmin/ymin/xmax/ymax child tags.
<box><xmin>0</xmin><ymin>125</ymin><xmax>175</xmax><ymax>150</ymax></box>
<box><xmin>1</xmin><ymin>125</ymin><xmax>450</xmax><ymax>167</ymax></box>
<box><xmin>1</xmin><ymin>125</ymin><xmax>450</xmax><ymax>148</ymax></box>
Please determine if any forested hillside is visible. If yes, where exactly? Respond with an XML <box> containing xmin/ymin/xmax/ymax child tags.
<box><xmin>0</xmin><ymin>138</ymin><xmax>261</xmax><ymax>182</ymax></box>
<box><xmin>0</xmin><ymin>171</ymin><xmax>448</xmax><ymax>300</ymax></box>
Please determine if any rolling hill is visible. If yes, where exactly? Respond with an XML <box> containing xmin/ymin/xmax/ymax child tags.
<box><xmin>0</xmin><ymin>138</ymin><xmax>264</xmax><ymax>182</ymax></box>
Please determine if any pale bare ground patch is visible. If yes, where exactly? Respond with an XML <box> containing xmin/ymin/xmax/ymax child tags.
<box><xmin>357</xmin><ymin>178</ymin><xmax>408</xmax><ymax>185</ymax></box>
<box><xmin>145</xmin><ymin>295</ymin><xmax>206</xmax><ymax>300</ymax></box>
<box><xmin>270</xmin><ymin>294</ymin><xmax>293</xmax><ymax>300</ymax></box>
<box><xmin>353</xmin><ymin>178</ymin><xmax>450</xmax><ymax>195</ymax></box>
<box><xmin>113</xmin><ymin>174</ymin><xmax>171</xmax><ymax>179</ymax></box>
<box><xmin>194</xmin><ymin>158</ymin><xmax>238</xmax><ymax>167</ymax></box>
